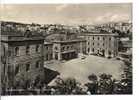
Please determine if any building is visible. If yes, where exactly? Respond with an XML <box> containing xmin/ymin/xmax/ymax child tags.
<box><xmin>118</xmin><ymin>38</ymin><xmax>132</xmax><ymax>62</ymax></box>
<box><xmin>44</xmin><ymin>40</ymin><xmax>86</xmax><ymax>61</ymax></box>
<box><xmin>119</xmin><ymin>38</ymin><xmax>132</xmax><ymax>52</ymax></box>
<box><xmin>44</xmin><ymin>31</ymin><xmax>86</xmax><ymax>61</ymax></box>
<box><xmin>52</xmin><ymin>39</ymin><xmax>86</xmax><ymax>60</ymax></box>
<box><xmin>1</xmin><ymin>30</ymin><xmax>45</xmax><ymax>91</ymax></box>
<box><xmin>80</xmin><ymin>32</ymin><xmax>119</xmax><ymax>58</ymax></box>
<box><xmin>44</xmin><ymin>42</ymin><xmax>53</xmax><ymax>61</ymax></box>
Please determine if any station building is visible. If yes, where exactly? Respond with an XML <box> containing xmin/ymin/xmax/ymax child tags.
<box><xmin>44</xmin><ymin>32</ymin><xmax>86</xmax><ymax>61</ymax></box>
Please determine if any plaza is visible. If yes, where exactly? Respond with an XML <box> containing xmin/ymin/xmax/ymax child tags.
<box><xmin>45</xmin><ymin>55</ymin><xmax>126</xmax><ymax>85</ymax></box>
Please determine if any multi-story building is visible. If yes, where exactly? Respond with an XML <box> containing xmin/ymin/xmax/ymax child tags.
<box><xmin>1</xmin><ymin>30</ymin><xmax>45</xmax><ymax>90</ymax></box>
<box><xmin>52</xmin><ymin>39</ymin><xmax>86</xmax><ymax>61</ymax></box>
<box><xmin>80</xmin><ymin>32</ymin><xmax>119</xmax><ymax>58</ymax></box>
<box><xmin>44</xmin><ymin>31</ymin><xmax>86</xmax><ymax>61</ymax></box>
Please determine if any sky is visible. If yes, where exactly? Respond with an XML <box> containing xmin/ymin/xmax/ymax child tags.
<box><xmin>0</xmin><ymin>3</ymin><xmax>132</xmax><ymax>25</ymax></box>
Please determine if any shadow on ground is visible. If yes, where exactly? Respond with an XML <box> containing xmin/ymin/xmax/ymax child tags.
<box><xmin>44</xmin><ymin>67</ymin><xmax>60</xmax><ymax>84</ymax></box>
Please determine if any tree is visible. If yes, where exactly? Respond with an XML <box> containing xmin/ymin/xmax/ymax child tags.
<box><xmin>85</xmin><ymin>73</ymin><xmax>98</xmax><ymax>94</ymax></box>
<box><xmin>118</xmin><ymin>40</ymin><xmax>124</xmax><ymax>52</ymax></box>
<box><xmin>117</xmin><ymin>60</ymin><xmax>132</xmax><ymax>94</ymax></box>
<box><xmin>53</xmin><ymin>77</ymin><xmax>85</xmax><ymax>95</ymax></box>
<box><xmin>98</xmin><ymin>73</ymin><xmax>115</xmax><ymax>94</ymax></box>
<box><xmin>14</xmin><ymin>73</ymin><xmax>27</xmax><ymax>89</ymax></box>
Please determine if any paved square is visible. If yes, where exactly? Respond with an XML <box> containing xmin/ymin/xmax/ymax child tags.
<box><xmin>45</xmin><ymin>55</ymin><xmax>126</xmax><ymax>85</ymax></box>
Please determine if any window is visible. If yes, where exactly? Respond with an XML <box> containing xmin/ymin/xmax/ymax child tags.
<box><xmin>92</xmin><ymin>48</ymin><xmax>94</xmax><ymax>52</ymax></box>
<box><xmin>50</xmin><ymin>54</ymin><xmax>53</xmax><ymax>60</ymax></box>
<box><xmin>109</xmin><ymin>37</ymin><xmax>111</xmax><ymax>41</ymax></box>
<box><xmin>7</xmin><ymin>65</ymin><xmax>12</xmax><ymax>78</ymax></box>
<box><xmin>88</xmin><ymin>48</ymin><xmax>90</xmax><ymax>53</ymax></box>
<box><xmin>98</xmin><ymin>43</ymin><xmax>99</xmax><ymax>46</ymax></box>
<box><xmin>92</xmin><ymin>42</ymin><xmax>94</xmax><ymax>45</ymax></box>
<box><xmin>108</xmin><ymin>51</ymin><xmax>111</xmax><ymax>55</ymax></box>
<box><xmin>15</xmin><ymin>47</ymin><xmax>19</xmax><ymax>56</ymax></box>
<box><xmin>103</xmin><ymin>37</ymin><xmax>105</xmax><ymax>40</ymax></box>
<box><xmin>36</xmin><ymin>61</ymin><xmax>40</xmax><ymax>68</ymax></box>
<box><xmin>62</xmin><ymin>47</ymin><xmax>65</xmax><ymax>51</ymax></box>
<box><xmin>46</xmin><ymin>54</ymin><xmax>48</xmax><ymax>60</ymax></box>
<box><xmin>15</xmin><ymin>64</ymin><xmax>20</xmax><ymax>75</ymax></box>
<box><xmin>7</xmin><ymin>65</ymin><xmax>11</xmax><ymax>73</ymax></box>
<box><xmin>55</xmin><ymin>46</ymin><xmax>58</xmax><ymax>50</ymax></box>
<box><xmin>98</xmin><ymin>37</ymin><xmax>100</xmax><ymax>40</ymax></box>
<box><xmin>55</xmin><ymin>53</ymin><xmax>58</xmax><ymax>60</ymax></box>
<box><xmin>26</xmin><ymin>63</ymin><xmax>30</xmax><ymax>72</ymax></box>
<box><xmin>36</xmin><ymin>45</ymin><xmax>39</xmax><ymax>52</ymax></box>
<box><xmin>97</xmin><ymin>50</ymin><xmax>99</xmax><ymax>54</ymax></box>
<box><xmin>71</xmin><ymin>45</ymin><xmax>73</xmax><ymax>49</ymax></box>
<box><xmin>8</xmin><ymin>50</ymin><xmax>11</xmax><ymax>57</ymax></box>
<box><xmin>92</xmin><ymin>37</ymin><xmax>94</xmax><ymax>40</ymax></box>
<box><xmin>46</xmin><ymin>46</ymin><xmax>48</xmax><ymax>50</ymax></box>
<box><xmin>67</xmin><ymin>46</ymin><xmax>69</xmax><ymax>50</ymax></box>
<box><xmin>26</xmin><ymin>45</ymin><xmax>30</xmax><ymax>54</ymax></box>
<box><xmin>103</xmin><ymin>43</ymin><xmax>104</xmax><ymax>46</ymax></box>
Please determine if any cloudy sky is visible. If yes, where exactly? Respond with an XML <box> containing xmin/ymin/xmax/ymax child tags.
<box><xmin>0</xmin><ymin>3</ymin><xmax>132</xmax><ymax>25</ymax></box>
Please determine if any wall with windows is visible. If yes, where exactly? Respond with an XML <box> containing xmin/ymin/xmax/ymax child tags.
<box><xmin>12</xmin><ymin>44</ymin><xmax>42</xmax><ymax>56</ymax></box>
<box><xmin>1</xmin><ymin>38</ymin><xmax>45</xmax><ymax>90</ymax></box>
<box><xmin>84</xmin><ymin>34</ymin><xmax>118</xmax><ymax>57</ymax></box>
<box><xmin>53</xmin><ymin>43</ymin><xmax>61</xmax><ymax>60</ymax></box>
<box><xmin>44</xmin><ymin>43</ymin><xmax>53</xmax><ymax>61</ymax></box>
<box><xmin>13</xmin><ymin>57</ymin><xmax>44</xmax><ymax>82</ymax></box>
<box><xmin>61</xmin><ymin>43</ymin><xmax>76</xmax><ymax>53</ymax></box>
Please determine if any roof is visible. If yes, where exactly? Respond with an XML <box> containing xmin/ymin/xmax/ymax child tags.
<box><xmin>1</xmin><ymin>35</ymin><xmax>44</xmax><ymax>42</ymax></box>
<box><xmin>80</xmin><ymin>33</ymin><xmax>118</xmax><ymax>36</ymax></box>
<box><xmin>44</xmin><ymin>42</ymin><xmax>53</xmax><ymax>45</ymax></box>
<box><xmin>52</xmin><ymin>39</ymin><xmax>86</xmax><ymax>43</ymax></box>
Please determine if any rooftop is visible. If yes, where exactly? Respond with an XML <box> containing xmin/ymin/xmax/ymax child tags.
<box><xmin>1</xmin><ymin>34</ymin><xmax>44</xmax><ymax>42</ymax></box>
<box><xmin>44</xmin><ymin>42</ymin><xmax>53</xmax><ymax>45</ymax></box>
<box><xmin>52</xmin><ymin>39</ymin><xmax>86</xmax><ymax>43</ymax></box>
<box><xmin>80</xmin><ymin>33</ymin><xmax>118</xmax><ymax>36</ymax></box>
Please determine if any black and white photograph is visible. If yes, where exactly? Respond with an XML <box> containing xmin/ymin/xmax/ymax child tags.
<box><xmin>1</xmin><ymin>3</ymin><xmax>132</xmax><ymax>95</ymax></box>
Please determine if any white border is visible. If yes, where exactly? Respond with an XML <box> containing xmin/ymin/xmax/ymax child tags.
<box><xmin>1</xmin><ymin>0</ymin><xmax>132</xmax><ymax>4</ymax></box>
<box><xmin>1</xmin><ymin>0</ymin><xmax>139</xmax><ymax>100</ymax></box>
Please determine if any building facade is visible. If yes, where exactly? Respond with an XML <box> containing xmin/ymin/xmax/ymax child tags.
<box><xmin>44</xmin><ymin>32</ymin><xmax>86</xmax><ymax>61</ymax></box>
<box><xmin>44</xmin><ymin>42</ymin><xmax>53</xmax><ymax>61</ymax></box>
<box><xmin>80</xmin><ymin>33</ymin><xmax>118</xmax><ymax>58</ymax></box>
<box><xmin>52</xmin><ymin>39</ymin><xmax>86</xmax><ymax>61</ymax></box>
<box><xmin>1</xmin><ymin>31</ymin><xmax>45</xmax><ymax>90</ymax></box>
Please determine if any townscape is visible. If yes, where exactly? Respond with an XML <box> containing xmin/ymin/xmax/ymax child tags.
<box><xmin>1</xmin><ymin>20</ymin><xmax>132</xmax><ymax>95</ymax></box>
<box><xmin>1</xmin><ymin>4</ymin><xmax>132</xmax><ymax>95</ymax></box>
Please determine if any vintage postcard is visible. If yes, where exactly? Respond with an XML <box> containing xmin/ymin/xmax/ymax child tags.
<box><xmin>1</xmin><ymin>3</ymin><xmax>132</xmax><ymax>95</ymax></box>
